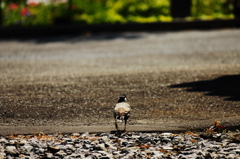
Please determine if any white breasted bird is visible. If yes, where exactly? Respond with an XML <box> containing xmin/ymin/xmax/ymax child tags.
<box><xmin>114</xmin><ymin>94</ymin><xmax>131</xmax><ymax>131</ymax></box>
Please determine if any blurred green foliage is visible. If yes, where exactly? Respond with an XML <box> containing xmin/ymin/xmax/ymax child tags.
<box><xmin>72</xmin><ymin>0</ymin><xmax>171</xmax><ymax>24</ymax></box>
<box><xmin>1</xmin><ymin>0</ymin><xmax>234</xmax><ymax>26</ymax></box>
<box><xmin>191</xmin><ymin>0</ymin><xmax>234</xmax><ymax>20</ymax></box>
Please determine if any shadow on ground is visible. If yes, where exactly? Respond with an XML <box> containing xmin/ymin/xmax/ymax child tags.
<box><xmin>0</xmin><ymin>32</ymin><xmax>144</xmax><ymax>44</ymax></box>
<box><xmin>169</xmin><ymin>74</ymin><xmax>240</xmax><ymax>101</ymax></box>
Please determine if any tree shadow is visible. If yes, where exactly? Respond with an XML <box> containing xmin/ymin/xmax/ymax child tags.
<box><xmin>0</xmin><ymin>31</ymin><xmax>145</xmax><ymax>44</ymax></box>
<box><xmin>169</xmin><ymin>75</ymin><xmax>240</xmax><ymax>101</ymax></box>
<box><xmin>20</xmin><ymin>33</ymin><xmax>144</xmax><ymax>44</ymax></box>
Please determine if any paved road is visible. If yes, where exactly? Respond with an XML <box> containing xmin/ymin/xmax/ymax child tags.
<box><xmin>0</xmin><ymin>29</ymin><xmax>240</xmax><ymax>134</ymax></box>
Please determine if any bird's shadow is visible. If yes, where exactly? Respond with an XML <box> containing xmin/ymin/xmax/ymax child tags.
<box><xmin>169</xmin><ymin>74</ymin><xmax>240</xmax><ymax>101</ymax></box>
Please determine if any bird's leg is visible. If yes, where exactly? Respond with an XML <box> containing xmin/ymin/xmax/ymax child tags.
<box><xmin>124</xmin><ymin>120</ymin><xmax>127</xmax><ymax>132</ymax></box>
<box><xmin>115</xmin><ymin>119</ymin><xmax>119</xmax><ymax>131</ymax></box>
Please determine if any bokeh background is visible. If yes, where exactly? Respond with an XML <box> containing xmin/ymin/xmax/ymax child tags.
<box><xmin>0</xmin><ymin>0</ymin><xmax>239</xmax><ymax>26</ymax></box>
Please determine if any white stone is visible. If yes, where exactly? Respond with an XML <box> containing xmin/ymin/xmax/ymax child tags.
<box><xmin>5</xmin><ymin>146</ymin><xmax>19</xmax><ymax>155</ymax></box>
<box><xmin>162</xmin><ymin>146</ymin><xmax>173</xmax><ymax>150</ymax></box>
<box><xmin>45</xmin><ymin>153</ymin><xmax>53</xmax><ymax>158</ymax></box>
<box><xmin>0</xmin><ymin>152</ymin><xmax>6</xmax><ymax>158</ymax></box>
<box><xmin>160</xmin><ymin>133</ymin><xmax>172</xmax><ymax>137</ymax></box>
<box><xmin>66</xmin><ymin>144</ymin><xmax>76</xmax><ymax>151</ymax></box>
<box><xmin>228</xmin><ymin>153</ymin><xmax>237</xmax><ymax>158</ymax></box>
<box><xmin>72</xmin><ymin>133</ymin><xmax>80</xmax><ymax>137</ymax></box>
<box><xmin>22</xmin><ymin>145</ymin><xmax>33</xmax><ymax>153</ymax></box>
<box><xmin>19</xmin><ymin>139</ymin><xmax>28</xmax><ymax>145</ymax></box>
<box><xmin>153</xmin><ymin>151</ymin><xmax>164</xmax><ymax>157</ymax></box>
<box><xmin>81</xmin><ymin>132</ymin><xmax>89</xmax><ymax>138</ymax></box>
<box><xmin>98</xmin><ymin>143</ymin><xmax>107</xmax><ymax>151</ymax></box>
<box><xmin>55</xmin><ymin>144</ymin><xmax>66</xmax><ymax>150</ymax></box>
<box><xmin>0</xmin><ymin>138</ymin><xmax>7</xmax><ymax>143</ymax></box>
<box><xmin>55</xmin><ymin>150</ymin><xmax>67</xmax><ymax>157</ymax></box>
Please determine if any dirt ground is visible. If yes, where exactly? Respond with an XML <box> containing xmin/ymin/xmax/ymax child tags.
<box><xmin>0</xmin><ymin>29</ymin><xmax>240</xmax><ymax>135</ymax></box>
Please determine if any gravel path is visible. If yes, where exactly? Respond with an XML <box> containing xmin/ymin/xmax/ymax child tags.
<box><xmin>0</xmin><ymin>29</ymin><xmax>240</xmax><ymax>134</ymax></box>
<box><xmin>1</xmin><ymin>132</ymin><xmax>240</xmax><ymax>158</ymax></box>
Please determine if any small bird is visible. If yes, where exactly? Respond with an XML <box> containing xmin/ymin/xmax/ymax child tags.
<box><xmin>114</xmin><ymin>94</ymin><xmax>131</xmax><ymax>131</ymax></box>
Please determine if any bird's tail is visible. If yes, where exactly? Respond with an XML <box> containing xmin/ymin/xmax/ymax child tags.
<box><xmin>115</xmin><ymin>112</ymin><xmax>125</xmax><ymax>122</ymax></box>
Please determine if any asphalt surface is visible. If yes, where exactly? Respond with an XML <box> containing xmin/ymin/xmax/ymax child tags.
<box><xmin>0</xmin><ymin>29</ymin><xmax>240</xmax><ymax>135</ymax></box>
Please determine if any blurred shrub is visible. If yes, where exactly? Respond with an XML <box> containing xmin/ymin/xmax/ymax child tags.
<box><xmin>1</xmin><ymin>0</ymin><xmax>235</xmax><ymax>26</ymax></box>
<box><xmin>72</xmin><ymin>0</ymin><xmax>171</xmax><ymax>24</ymax></box>
<box><xmin>72</xmin><ymin>0</ymin><xmax>125</xmax><ymax>24</ymax></box>
<box><xmin>191</xmin><ymin>0</ymin><xmax>234</xmax><ymax>20</ymax></box>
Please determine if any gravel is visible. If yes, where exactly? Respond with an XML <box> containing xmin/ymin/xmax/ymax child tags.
<box><xmin>0</xmin><ymin>132</ymin><xmax>240</xmax><ymax>158</ymax></box>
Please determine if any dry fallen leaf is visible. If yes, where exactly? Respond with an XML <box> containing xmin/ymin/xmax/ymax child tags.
<box><xmin>206</xmin><ymin>120</ymin><xmax>224</xmax><ymax>133</ymax></box>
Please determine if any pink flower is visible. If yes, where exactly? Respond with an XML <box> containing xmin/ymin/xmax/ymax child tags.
<box><xmin>21</xmin><ymin>7</ymin><xmax>30</xmax><ymax>17</ymax></box>
<box><xmin>8</xmin><ymin>3</ymin><xmax>19</xmax><ymax>10</ymax></box>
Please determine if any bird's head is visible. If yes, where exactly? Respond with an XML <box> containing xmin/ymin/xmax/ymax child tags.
<box><xmin>117</xmin><ymin>94</ymin><xmax>127</xmax><ymax>103</ymax></box>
